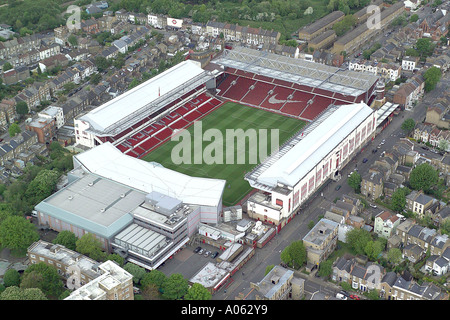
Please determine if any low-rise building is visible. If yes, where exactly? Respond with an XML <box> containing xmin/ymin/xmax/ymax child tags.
<box><xmin>374</xmin><ymin>211</ymin><xmax>401</xmax><ymax>239</ymax></box>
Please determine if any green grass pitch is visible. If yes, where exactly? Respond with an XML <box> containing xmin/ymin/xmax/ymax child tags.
<box><xmin>142</xmin><ymin>102</ymin><xmax>307</xmax><ymax>206</ymax></box>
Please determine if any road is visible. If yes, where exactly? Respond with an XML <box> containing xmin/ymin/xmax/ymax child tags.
<box><xmin>212</xmin><ymin>71</ymin><xmax>450</xmax><ymax>300</ymax></box>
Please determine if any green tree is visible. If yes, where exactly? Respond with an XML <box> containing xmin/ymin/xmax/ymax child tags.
<box><xmin>3</xmin><ymin>269</ymin><xmax>21</xmax><ymax>287</ymax></box>
<box><xmin>346</xmin><ymin>228</ymin><xmax>372</xmax><ymax>255</ymax></box>
<box><xmin>424</xmin><ymin>66</ymin><xmax>442</xmax><ymax>92</ymax></box>
<box><xmin>184</xmin><ymin>283</ymin><xmax>212</xmax><ymax>300</ymax></box>
<box><xmin>347</xmin><ymin>171</ymin><xmax>362</xmax><ymax>193</ymax></box>
<box><xmin>68</xmin><ymin>34</ymin><xmax>78</xmax><ymax>47</ymax></box>
<box><xmin>318</xmin><ymin>260</ymin><xmax>333</xmax><ymax>278</ymax></box>
<box><xmin>0</xmin><ymin>216</ymin><xmax>39</xmax><ymax>252</ymax></box>
<box><xmin>25</xmin><ymin>169</ymin><xmax>60</xmax><ymax>204</ymax></box>
<box><xmin>141</xmin><ymin>269</ymin><xmax>167</xmax><ymax>290</ymax></box>
<box><xmin>75</xmin><ymin>233</ymin><xmax>106</xmax><ymax>261</ymax></box>
<box><xmin>401</xmin><ymin>118</ymin><xmax>415</xmax><ymax>135</ymax></box>
<box><xmin>280</xmin><ymin>240</ymin><xmax>307</xmax><ymax>269</ymax></box>
<box><xmin>21</xmin><ymin>262</ymin><xmax>64</xmax><ymax>298</ymax></box>
<box><xmin>52</xmin><ymin>230</ymin><xmax>78</xmax><ymax>251</ymax></box>
<box><xmin>107</xmin><ymin>253</ymin><xmax>125</xmax><ymax>266</ymax></box>
<box><xmin>8</xmin><ymin>123</ymin><xmax>21</xmax><ymax>137</ymax></box>
<box><xmin>0</xmin><ymin>286</ymin><xmax>47</xmax><ymax>300</ymax></box>
<box><xmin>390</xmin><ymin>187</ymin><xmax>409</xmax><ymax>212</ymax></box>
<box><xmin>438</xmin><ymin>139</ymin><xmax>449</xmax><ymax>151</ymax></box>
<box><xmin>2</xmin><ymin>62</ymin><xmax>13</xmax><ymax>71</ymax></box>
<box><xmin>366</xmin><ymin>289</ymin><xmax>380</xmax><ymax>300</ymax></box>
<box><xmin>409</xmin><ymin>163</ymin><xmax>439</xmax><ymax>193</ymax></box>
<box><xmin>94</xmin><ymin>56</ymin><xmax>111</xmax><ymax>72</ymax></box>
<box><xmin>123</xmin><ymin>263</ymin><xmax>146</xmax><ymax>284</ymax></box>
<box><xmin>90</xmin><ymin>73</ymin><xmax>102</xmax><ymax>85</ymax></box>
<box><xmin>387</xmin><ymin>248</ymin><xmax>402</xmax><ymax>265</ymax></box>
<box><xmin>364</xmin><ymin>240</ymin><xmax>383</xmax><ymax>261</ymax></box>
<box><xmin>161</xmin><ymin>273</ymin><xmax>189</xmax><ymax>300</ymax></box>
<box><xmin>15</xmin><ymin>101</ymin><xmax>29</xmax><ymax>119</ymax></box>
<box><xmin>416</xmin><ymin>38</ymin><xmax>435</xmax><ymax>58</ymax></box>
<box><xmin>410</xmin><ymin>14</ymin><xmax>419</xmax><ymax>23</ymax></box>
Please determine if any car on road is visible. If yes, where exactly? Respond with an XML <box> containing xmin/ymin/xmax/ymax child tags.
<box><xmin>194</xmin><ymin>246</ymin><xmax>202</xmax><ymax>253</ymax></box>
<box><xmin>350</xmin><ymin>294</ymin><xmax>360</xmax><ymax>300</ymax></box>
<box><xmin>372</xmin><ymin>149</ymin><xmax>377</xmax><ymax>153</ymax></box>
<box><xmin>211</xmin><ymin>251</ymin><xmax>219</xmax><ymax>259</ymax></box>
<box><xmin>370</xmin><ymin>204</ymin><xmax>377</xmax><ymax>208</ymax></box>
<box><xmin>363</xmin><ymin>158</ymin><xmax>368</xmax><ymax>163</ymax></box>
<box><xmin>335</xmin><ymin>185</ymin><xmax>341</xmax><ymax>191</ymax></box>
<box><xmin>336</xmin><ymin>292</ymin><xmax>348</xmax><ymax>300</ymax></box>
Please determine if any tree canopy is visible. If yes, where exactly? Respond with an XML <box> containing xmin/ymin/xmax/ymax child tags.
<box><xmin>401</xmin><ymin>118</ymin><xmax>415</xmax><ymax>135</ymax></box>
<box><xmin>424</xmin><ymin>66</ymin><xmax>442</xmax><ymax>92</ymax></box>
<box><xmin>0</xmin><ymin>215</ymin><xmax>39</xmax><ymax>251</ymax></box>
<box><xmin>280</xmin><ymin>240</ymin><xmax>307</xmax><ymax>269</ymax></box>
<box><xmin>347</xmin><ymin>171</ymin><xmax>361</xmax><ymax>193</ymax></box>
<box><xmin>409</xmin><ymin>163</ymin><xmax>439</xmax><ymax>193</ymax></box>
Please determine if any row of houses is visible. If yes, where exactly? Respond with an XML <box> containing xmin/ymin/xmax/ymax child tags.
<box><xmin>361</xmin><ymin>139</ymin><xmax>419</xmax><ymax>201</ymax></box>
<box><xmin>349</xmin><ymin>59</ymin><xmax>402</xmax><ymax>82</ymax></box>
<box><xmin>413</xmin><ymin>122</ymin><xmax>450</xmax><ymax>151</ymax></box>
<box><xmin>0</xmin><ymin>130</ymin><xmax>45</xmax><ymax>168</ymax></box>
<box><xmin>391</xmin><ymin>74</ymin><xmax>425</xmax><ymax>110</ymax></box>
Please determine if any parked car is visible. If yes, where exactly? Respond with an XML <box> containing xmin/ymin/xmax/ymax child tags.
<box><xmin>194</xmin><ymin>246</ymin><xmax>202</xmax><ymax>253</ymax></box>
<box><xmin>211</xmin><ymin>251</ymin><xmax>219</xmax><ymax>259</ymax></box>
<box><xmin>335</xmin><ymin>185</ymin><xmax>341</xmax><ymax>191</ymax></box>
<box><xmin>204</xmin><ymin>250</ymin><xmax>211</xmax><ymax>257</ymax></box>
<box><xmin>370</xmin><ymin>204</ymin><xmax>377</xmax><ymax>208</ymax></box>
<box><xmin>350</xmin><ymin>294</ymin><xmax>360</xmax><ymax>300</ymax></box>
<box><xmin>362</xmin><ymin>158</ymin><xmax>368</xmax><ymax>163</ymax></box>
<box><xmin>198</xmin><ymin>248</ymin><xmax>204</xmax><ymax>255</ymax></box>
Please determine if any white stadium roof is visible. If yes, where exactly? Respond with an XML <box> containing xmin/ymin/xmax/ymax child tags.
<box><xmin>78</xmin><ymin>60</ymin><xmax>207</xmax><ymax>133</ymax></box>
<box><xmin>74</xmin><ymin>142</ymin><xmax>226</xmax><ymax>208</ymax></box>
<box><xmin>246</xmin><ymin>102</ymin><xmax>374</xmax><ymax>188</ymax></box>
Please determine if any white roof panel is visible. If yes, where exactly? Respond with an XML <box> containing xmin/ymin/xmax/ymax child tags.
<box><xmin>79</xmin><ymin>60</ymin><xmax>205</xmax><ymax>132</ymax></box>
<box><xmin>74</xmin><ymin>142</ymin><xmax>226</xmax><ymax>207</ymax></box>
<box><xmin>255</xmin><ymin>103</ymin><xmax>374</xmax><ymax>187</ymax></box>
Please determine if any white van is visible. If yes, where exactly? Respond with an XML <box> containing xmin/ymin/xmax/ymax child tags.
<box><xmin>336</xmin><ymin>293</ymin><xmax>348</xmax><ymax>300</ymax></box>
<box><xmin>31</xmin><ymin>210</ymin><xmax>38</xmax><ymax>218</ymax></box>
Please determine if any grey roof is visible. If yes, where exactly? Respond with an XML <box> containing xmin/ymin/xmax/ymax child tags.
<box><xmin>415</xmin><ymin>193</ymin><xmax>434</xmax><ymax>205</ymax></box>
<box><xmin>381</xmin><ymin>271</ymin><xmax>397</xmax><ymax>286</ymax></box>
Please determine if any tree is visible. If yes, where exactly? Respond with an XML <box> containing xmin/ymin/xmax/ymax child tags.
<box><xmin>280</xmin><ymin>240</ymin><xmax>307</xmax><ymax>269</ymax></box>
<box><xmin>438</xmin><ymin>139</ymin><xmax>449</xmax><ymax>151</ymax></box>
<box><xmin>424</xmin><ymin>66</ymin><xmax>442</xmax><ymax>92</ymax></box>
<box><xmin>347</xmin><ymin>172</ymin><xmax>362</xmax><ymax>193</ymax></box>
<box><xmin>123</xmin><ymin>263</ymin><xmax>146</xmax><ymax>284</ymax></box>
<box><xmin>8</xmin><ymin>123</ymin><xmax>21</xmax><ymax>137</ymax></box>
<box><xmin>387</xmin><ymin>248</ymin><xmax>402</xmax><ymax>265</ymax></box>
<box><xmin>184</xmin><ymin>283</ymin><xmax>212</xmax><ymax>300</ymax></box>
<box><xmin>161</xmin><ymin>273</ymin><xmax>189</xmax><ymax>300</ymax></box>
<box><xmin>52</xmin><ymin>230</ymin><xmax>78</xmax><ymax>251</ymax></box>
<box><xmin>401</xmin><ymin>118</ymin><xmax>415</xmax><ymax>135</ymax></box>
<box><xmin>25</xmin><ymin>169</ymin><xmax>60</xmax><ymax>204</ymax></box>
<box><xmin>107</xmin><ymin>253</ymin><xmax>125</xmax><ymax>266</ymax></box>
<box><xmin>16</xmin><ymin>101</ymin><xmax>28</xmax><ymax>116</ymax></box>
<box><xmin>364</xmin><ymin>240</ymin><xmax>383</xmax><ymax>261</ymax></box>
<box><xmin>94</xmin><ymin>56</ymin><xmax>111</xmax><ymax>72</ymax></box>
<box><xmin>410</xmin><ymin>14</ymin><xmax>419</xmax><ymax>23</ymax></box>
<box><xmin>141</xmin><ymin>269</ymin><xmax>167</xmax><ymax>290</ymax></box>
<box><xmin>90</xmin><ymin>73</ymin><xmax>102</xmax><ymax>85</ymax></box>
<box><xmin>416</xmin><ymin>38</ymin><xmax>435</xmax><ymax>58</ymax></box>
<box><xmin>3</xmin><ymin>269</ymin><xmax>21</xmax><ymax>287</ymax></box>
<box><xmin>0</xmin><ymin>286</ymin><xmax>47</xmax><ymax>300</ymax></box>
<box><xmin>75</xmin><ymin>232</ymin><xmax>106</xmax><ymax>261</ymax></box>
<box><xmin>0</xmin><ymin>216</ymin><xmax>39</xmax><ymax>252</ymax></box>
<box><xmin>21</xmin><ymin>262</ymin><xmax>64</xmax><ymax>298</ymax></box>
<box><xmin>317</xmin><ymin>260</ymin><xmax>333</xmax><ymax>278</ymax></box>
<box><xmin>409</xmin><ymin>163</ymin><xmax>439</xmax><ymax>193</ymax></box>
<box><xmin>68</xmin><ymin>34</ymin><xmax>78</xmax><ymax>47</ymax></box>
<box><xmin>346</xmin><ymin>228</ymin><xmax>372</xmax><ymax>255</ymax></box>
<box><xmin>390</xmin><ymin>187</ymin><xmax>409</xmax><ymax>212</ymax></box>
<box><xmin>2</xmin><ymin>62</ymin><xmax>13</xmax><ymax>71</ymax></box>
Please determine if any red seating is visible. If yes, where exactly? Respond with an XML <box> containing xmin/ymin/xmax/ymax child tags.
<box><xmin>197</xmin><ymin>102</ymin><xmax>215</xmax><ymax>114</ymax></box>
<box><xmin>222</xmin><ymin>77</ymin><xmax>255</xmax><ymax>101</ymax></box>
<box><xmin>170</xmin><ymin>118</ymin><xmax>189</xmax><ymax>129</ymax></box>
<box><xmin>184</xmin><ymin>110</ymin><xmax>203</xmax><ymax>122</ymax></box>
<box><xmin>253</xmin><ymin>74</ymin><xmax>274</xmax><ymax>83</ymax></box>
<box><xmin>241</xmin><ymin>81</ymin><xmax>275</xmax><ymax>106</ymax></box>
<box><xmin>260</xmin><ymin>86</ymin><xmax>295</xmax><ymax>110</ymax></box>
<box><xmin>155</xmin><ymin>128</ymin><xmax>173</xmax><ymax>141</ymax></box>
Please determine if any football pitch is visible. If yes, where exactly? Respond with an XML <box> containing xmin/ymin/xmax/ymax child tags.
<box><xmin>142</xmin><ymin>102</ymin><xmax>307</xmax><ymax>206</ymax></box>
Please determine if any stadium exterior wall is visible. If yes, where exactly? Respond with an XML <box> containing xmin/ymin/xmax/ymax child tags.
<box><xmin>248</xmin><ymin>104</ymin><xmax>377</xmax><ymax>226</ymax></box>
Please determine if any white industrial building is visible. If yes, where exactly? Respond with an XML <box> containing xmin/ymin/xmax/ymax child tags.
<box><xmin>246</xmin><ymin>102</ymin><xmax>377</xmax><ymax>229</ymax></box>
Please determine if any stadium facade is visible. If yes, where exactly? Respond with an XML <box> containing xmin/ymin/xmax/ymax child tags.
<box><xmin>245</xmin><ymin>102</ymin><xmax>377</xmax><ymax>229</ymax></box>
